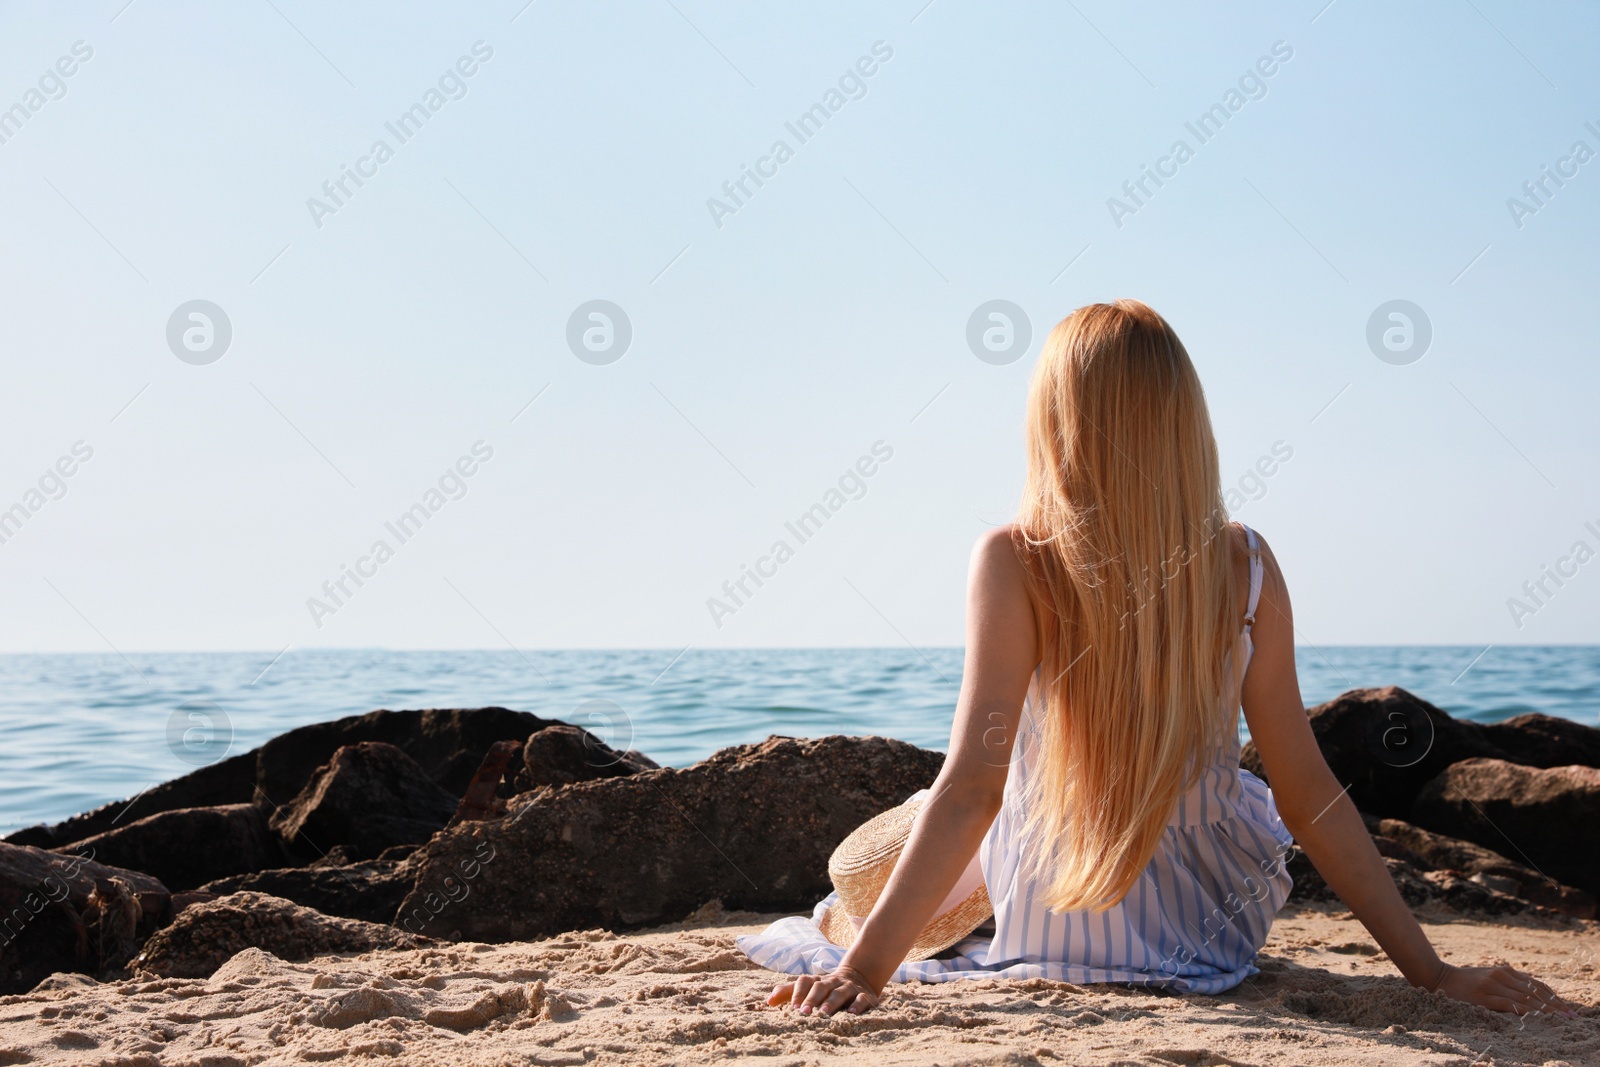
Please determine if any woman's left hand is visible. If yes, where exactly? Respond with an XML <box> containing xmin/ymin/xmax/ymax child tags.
<box><xmin>767</xmin><ymin>964</ymin><xmax>881</xmax><ymax>1016</ymax></box>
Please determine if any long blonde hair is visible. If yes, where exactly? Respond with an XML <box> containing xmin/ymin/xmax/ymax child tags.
<box><xmin>1015</xmin><ymin>299</ymin><xmax>1239</xmax><ymax>913</ymax></box>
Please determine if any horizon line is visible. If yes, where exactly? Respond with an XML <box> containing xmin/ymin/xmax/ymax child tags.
<box><xmin>0</xmin><ymin>643</ymin><xmax>1596</xmax><ymax>656</ymax></box>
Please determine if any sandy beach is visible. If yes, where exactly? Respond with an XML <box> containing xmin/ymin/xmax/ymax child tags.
<box><xmin>3</xmin><ymin>692</ymin><xmax>1597</xmax><ymax>1066</ymax></box>
<box><xmin>2</xmin><ymin>899</ymin><xmax>1594</xmax><ymax>1066</ymax></box>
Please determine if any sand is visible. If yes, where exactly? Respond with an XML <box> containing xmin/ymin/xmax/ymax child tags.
<box><xmin>0</xmin><ymin>901</ymin><xmax>1594</xmax><ymax>1067</ymax></box>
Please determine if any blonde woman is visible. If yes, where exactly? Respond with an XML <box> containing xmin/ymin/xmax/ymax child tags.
<box><xmin>742</xmin><ymin>300</ymin><xmax>1572</xmax><ymax>1017</ymax></box>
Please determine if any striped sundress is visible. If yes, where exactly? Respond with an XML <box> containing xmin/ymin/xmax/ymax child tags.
<box><xmin>737</xmin><ymin>523</ymin><xmax>1295</xmax><ymax>993</ymax></box>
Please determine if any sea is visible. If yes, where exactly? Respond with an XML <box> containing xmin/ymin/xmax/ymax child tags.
<box><xmin>2</xmin><ymin>646</ymin><xmax>1596</xmax><ymax>837</ymax></box>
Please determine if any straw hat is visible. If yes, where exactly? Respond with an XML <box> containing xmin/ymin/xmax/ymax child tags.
<box><xmin>817</xmin><ymin>796</ymin><xmax>992</xmax><ymax>962</ymax></box>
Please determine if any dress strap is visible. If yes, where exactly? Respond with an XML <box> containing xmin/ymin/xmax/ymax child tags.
<box><xmin>1241</xmin><ymin>523</ymin><xmax>1263</xmax><ymax>634</ymax></box>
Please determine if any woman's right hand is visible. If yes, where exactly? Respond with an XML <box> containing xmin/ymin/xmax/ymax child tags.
<box><xmin>1432</xmin><ymin>962</ymin><xmax>1578</xmax><ymax>1016</ymax></box>
<box><xmin>767</xmin><ymin>964</ymin><xmax>881</xmax><ymax>1016</ymax></box>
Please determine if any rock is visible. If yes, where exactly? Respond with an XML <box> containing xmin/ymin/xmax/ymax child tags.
<box><xmin>255</xmin><ymin>707</ymin><xmax>562</xmax><ymax>808</ymax></box>
<box><xmin>1485</xmin><ymin>712</ymin><xmax>1600</xmax><ymax>767</ymax></box>
<box><xmin>516</xmin><ymin>724</ymin><xmax>655</xmax><ymax>791</ymax></box>
<box><xmin>8</xmin><ymin>708</ymin><xmax>564</xmax><ymax>851</ymax></box>
<box><xmin>0</xmin><ymin>842</ymin><xmax>170</xmax><ymax>994</ymax></box>
<box><xmin>1410</xmin><ymin>758</ymin><xmax>1600</xmax><ymax>897</ymax></box>
<box><xmin>270</xmin><ymin>743</ymin><xmax>459</xmax><ymax>861</ymax></box>
<box><xmin>1285</xmin><ymin>842</ymin><xmax>1545</xmax><ymax>917</ymax></box>
<box><xmin>5</xmin><ymin>750</ymin><xmax>259</xmax><ymax>850</ymax></box>
<box><xmin>1371</xmin><ymin>817</ymin><xmax>1595</xmax><ymax>919</ymax></box>
<box><xmin>451</xmin><ymin>739</ymin><xmax>523</xmax><ymax>824</ymax></box>
<box><xmin>1240</xmin><ymin>686</ymin><xmax>1600</xmax><ymax>819</ymax></box>
<box><xmin>132</xmin><ymin>891</ymin><xmax>436</xmax><ymax>979</ymax></box>
<box><xmin>54</xmin><ymin>804</ymin><xmax>282</xmax><ymax>893</ymax></box>
<box><xmin>202</xmin><ymin>857</ymin><xmax>416</xmax><ymax>925</ymax></box>
<box><xmin>396</xmin><ymin>735</ymin><xmax>944</xmax><ymax>942</ymax></box>
<box><xmin>1284</xmin><ymin>814</ymin><xmax>1595</xmax><ymax>918</ymax></box>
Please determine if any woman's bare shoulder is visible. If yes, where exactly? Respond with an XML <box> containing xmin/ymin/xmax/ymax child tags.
<box><xmin>1225</xmin><ymin>521</ymin><xmax>1292</xmax><ymax>631</ymax></box>
<box><xmin>966</xmin><ymin>524</ymin><xmax>1041</xmax><ymax>663</ymax></box>
<box><xmin>968</xmin><ymin>525</ymin><xmax>1036</xmax><ymax>612</ymax></box>
<box><xmin>1224</xmin><ymin>520</ymin><xmax>1284</xmax><ymax>617</ymax></box>
<box><xmin>970</xmin><ymin>524</ymin><xmax>1030</xmax><ymax>581</ymax></box>
<box><xmin>1226</xmin><ymin>521</ymin><xmax>1285</xmax><ymax>579</ymax></box>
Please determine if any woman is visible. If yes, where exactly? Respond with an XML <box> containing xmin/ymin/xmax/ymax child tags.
<box><xmin>745</xmin><ymin>300</ymin><xmax>1571</xmax><ymax>1017</ymax></box>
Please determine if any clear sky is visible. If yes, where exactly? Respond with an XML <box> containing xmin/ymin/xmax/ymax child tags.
<box><xmin>1</xmin><ymin>0</ymin><xmax>1597</xmax><ymax>653</ymax></box>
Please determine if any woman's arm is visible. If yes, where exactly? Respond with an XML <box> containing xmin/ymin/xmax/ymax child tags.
<box><xmin>1241</xmin><ymin>530</ymin><xmax>1575</xmax><ymax>1016</ymax></box>
<box><xmin>770</xmin><ymin>525</ymin><xmax>1039</xmax><ymax>1016</ymax></box>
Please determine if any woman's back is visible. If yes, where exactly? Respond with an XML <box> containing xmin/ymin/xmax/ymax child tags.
<box><xmin>741</xmin><ymin>521</ymin><xmax>1291</xmax><ymax>991</ymax></box>
<box><xmin>973</xmin><ymin>521</ymin><xmax>1292</xmax><ymax>991</ymax></box>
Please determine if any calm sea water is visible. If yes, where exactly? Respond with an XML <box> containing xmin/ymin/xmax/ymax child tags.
<box><xmin>2</xmin><ymin>646</ymin><xmax>1596</xmax><ymax>836</ymax></box>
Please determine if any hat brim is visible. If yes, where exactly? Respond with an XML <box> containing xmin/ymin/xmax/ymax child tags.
<box><xmin>818</xmin><ymin>882</ymin><xmax>992</xmax><ymax>963</ymax></box>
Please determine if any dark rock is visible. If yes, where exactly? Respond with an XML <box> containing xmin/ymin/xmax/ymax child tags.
<box><xmin>55</xmin><ymin>804</ymin><xmax>282</xmax><ymax>893</ymax></box>
<box><xmin>202</xmin><ymin>857</ymin><xmax>416</xmax><ymax>925</ymax></box>
<box><xmin>396</xmin><ymin>734</ymin><xmax>944</xmax><ymax>942</ymax></box>
<box><xmin>377</xmin><ymin>843</ymin><xmax>421</xmax><ymax>862</ymax></box>
<box><xmin>132</xmin><ymin>891</ymin><xmax>436</xmax><ymax>979</ymax></box>
<box><xmin>1285</xmin><ymin>814</ymin><xmax>1595</xmax><ymax>918</ymax></box>
<box><xmin>1410</xmin><ymin>758</ymin><xmax>1600</xmax><ymax>897</ymax></box>
<box><xmin>270</xmin><ymin>742</ymin><xmax>458</xmax><ymax>862</ymax></box>
<box><xmin>255</xmin><ymin>707</ymin><xmax>562</xmax><ymax>809</ymax></box>
<box><xmin>5</xmin><ymin>750</ymin><xmax>259</xmax><ymax>849</ymax></box>
<box><xmin>1409</xmin><ymin>865</ymin><xmax>1541</xmax><ymax>915</ymax></box>
<box><xmin>9</xmin><ymin>708</ymin><xmax>565</xmax><ymax>851</ymax></box>
<box><xmin>516</xmin><ymin>724</ymin><xmax>654</xmax><ymax>791</ymax></box>
<box><xmin>1370</xmin><ymin>816</ymin><xmax>1595</xmax><ymax>918</ymax></box>
<box><xmin>1485</xmin><ymin>712</ymin><xmax>1600</xmax><ymax>767</ymax></box>
<box><xmin>1241</xmin><ymin>686</ymin><xmax>1600</xmax><ymax>819</ymax></box>
<box><xmin>1285</xmin><ymin>841</ymin><xmax>1545</xmax><ymax>917</ymax></box>
<box><xmin>0</xmin><ymin>841</ymin><xmax>170</xmax><ymax>994</ymax></box>
<box><xmin>451</xmin><ymin>739</ymin><xmax>523</xmax><ymax>824</ymax></box>
<box><xmin>1366</xmin><ymin>831</ymin><xmax>1430</xmax><ymax>869</ymax></box>
<box><xmin>308</xmin><ymin>844</ymin><xmax>359</xmax><ymax>867</ymax></box>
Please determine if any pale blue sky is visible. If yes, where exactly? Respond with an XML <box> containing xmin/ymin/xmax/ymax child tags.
<box><xmin>1</xmin><ymin>0</ymin><xmax>1597</xmax><ymax>653</ymax></box>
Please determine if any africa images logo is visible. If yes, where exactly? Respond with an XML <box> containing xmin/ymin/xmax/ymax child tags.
<box><xmin>166</xmin><ymin>300</ymin><xmax>232</xmax><ymax>365</ymax></box>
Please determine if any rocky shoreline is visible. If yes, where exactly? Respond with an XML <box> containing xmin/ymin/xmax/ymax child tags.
<box><xmin>3</xmin><ymin>687</ymin><xmax>1597</xmax><ymax>997</ymax></box>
